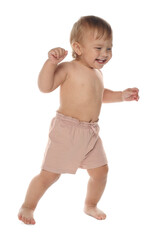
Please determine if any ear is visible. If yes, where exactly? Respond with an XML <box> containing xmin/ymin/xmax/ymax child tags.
<box><xmin>72</xmin><ymin>42</ymin><xmax>82</xmax><ymax>56</ymax></box>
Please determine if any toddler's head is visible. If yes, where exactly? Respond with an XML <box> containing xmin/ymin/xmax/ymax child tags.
<box><xmin>70</xmin><ymin>15</ymin><xmax>112</xmax><ymax>59</ymax></box>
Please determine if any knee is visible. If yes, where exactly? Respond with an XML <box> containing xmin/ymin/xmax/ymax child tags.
<box><xmin>105</xmin><ymin>164</ymin><xmax>109</xmax><ymax>176</ymax></box>
<box><xmin>40</xmin><ymin>170</ymin><xmax>61</xmax><ymax>187</ymax></box>
<box><xmin>103</xmin><ymin>164</ymin><xmax>109</xmax><ymax>174</ymax></box>
<box><xmin>89</xmin><ymin>164</ymin><xmax>109</xmax><ymax>181</ymax></box>
<box><xmin>100</xmin><ymin>165</ymin><xmax>109</xmax><ymax>180</ymax></box>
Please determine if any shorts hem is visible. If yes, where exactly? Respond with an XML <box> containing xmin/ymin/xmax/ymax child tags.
<box><xmin>80</xmin><ymin>161</ymin><xmax>108</xmax><ymax>170</ymax></box>
<box><xmin>41</xmin><ymin>166</ymin><xmax>77</xmax><ymax>174</ymax></box>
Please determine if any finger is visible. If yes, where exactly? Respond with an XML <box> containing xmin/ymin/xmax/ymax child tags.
<box><xmin>48</xmin><ymin>48</ymin><xmax>68</xmax><ymax>64</ymax></box>
<box><xmin>58</xmin><ymin>53</ymin><xmax>67</xmax><ymax>61</ymax></box>
<box><xmin>132</xmin><ymin>87</ymin><xmax>139</xmax><ymax>92</ymax></box>
<box><xmin>49</xmin><ymin>49</ymin><xmax>57</xmax><ymax>56</ymax></box>
<box><xmin>58</xmin><ymin>50</ymin><xmax>68</xmax><ymax>60</ymax></box>
<box><xmin>132</xmin><ymin>95</ymin><xmax>139</xmax><ymax>101</ymax></box>
<box><xmin>126</xmin><ymin>95</ymin><xmax>136</xmax><ymax>101</ymax></box>
<box><xmin>55</xmin><ymin>50</ymin><xmax>60</xmax><ymax>59</ymax></box>
<box><xmin>57</xmin><ymin>48</ymin><xmax>65</xmax><ymax>58</ymax></box>
<box><xmin>60</xmin><ymin>49</ymin><xmax>68</xmax><ymax>58</ymax></box>
<box><xmin>57</xmin><ymin>48</ymin><xmax>63</xmax><ymax>58</ymax></box>
<box><xmin>48</xmin><ymin>51</ymin><xmax>57</xmax><ymax>60</ymax></box>
<box><xmin>136</xmin><ymin>95</ymin><xmax>140</xmax><ymax>101</ymax></box>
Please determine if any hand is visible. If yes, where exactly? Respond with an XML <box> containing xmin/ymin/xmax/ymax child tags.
<box><xmin>48</xmin><ymin>47</ymin><xmax>68</xmax><ymax>64</ymax></box>
<box><xmin>122</xmin><ymin>88</ymin><xmax>139</xmax><ymax>101</ymax></box>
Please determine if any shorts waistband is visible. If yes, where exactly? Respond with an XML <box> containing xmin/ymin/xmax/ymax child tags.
<box><xmin>56</xmin><ymin>111</ymin><xmax>99</xmax><ymax>128</ymax></box>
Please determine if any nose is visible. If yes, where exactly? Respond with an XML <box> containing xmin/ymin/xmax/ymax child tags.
<box><xmin>101</xmin><ymin>49</ymin><xmax>107</xmax><ymax>57</ymax></box>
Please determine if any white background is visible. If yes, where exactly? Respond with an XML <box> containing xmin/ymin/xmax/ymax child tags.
<box><xmin>0</xmin><ymin>0</ymin><xmax>163</xmax><ymax>239</ymax></box>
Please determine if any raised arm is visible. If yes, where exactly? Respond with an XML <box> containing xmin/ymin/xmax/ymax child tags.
<box><xmin>38</xmin><ymin>48</ymin><xmax>68</xmax><ymax>93</ymax></box>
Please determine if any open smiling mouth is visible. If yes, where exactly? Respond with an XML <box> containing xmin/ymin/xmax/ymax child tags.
<box><xmin>95</xmin><ymin>59</ymin><xmax>107</xmax><ymax>64</ymax></box>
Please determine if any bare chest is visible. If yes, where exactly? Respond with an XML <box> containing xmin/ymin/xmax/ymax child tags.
<box><xmin>61</xmin><ymin>68</ymin><xmax>104</xmax><ymax>102</ymax></box>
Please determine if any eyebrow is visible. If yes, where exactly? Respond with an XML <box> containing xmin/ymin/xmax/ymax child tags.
<box><xmin>93</xmin><ymin>44</ymin><xmax>113</xmax><ymax>47</ymax></box>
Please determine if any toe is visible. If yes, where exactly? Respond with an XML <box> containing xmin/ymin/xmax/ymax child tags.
<box><xmin>97</xmin><ymin>212</ymin><xmax>106</xmax><ymax>220</ymax></box>
<box><xmin>18</xmin><ymin>214</ymin><xmax>22</xmax><ymax>220</ymax></box>
<box><xmin>18</xmin><ymin>207</ymin><xmax>35</xmax><ymax>225</ymax></box>
<box><xmin>23</xmin><ymin>217</ymin><xmax>29</xmax><ymax>225</ymax></box>
<box><xmin>26</xmin><ymin>219</ymin><xmax>31</xmax><ymax>225</ymax></box>
<box><xmin>31</xmin><ymin>219</ymin><xmax>36</xmax><ymax>225</ymax></box>
<box><xmin>97</xmin><ymin>215</ymin><xmax>103</xmax><ymax>220</ymax></box>
<box><xmin>22</xmin><ymin>216</ymin><xmax>26</xmax><ymax>224</ymax></box>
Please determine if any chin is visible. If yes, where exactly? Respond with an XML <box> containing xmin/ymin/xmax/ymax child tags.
<box><xmin>97</xmin><ymin>65</ymin><xmax>104</xmax><ymax>69</ymax></box>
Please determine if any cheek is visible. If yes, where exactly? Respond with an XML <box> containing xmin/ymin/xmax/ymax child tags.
<box><xmin>89</xmin><ymin>52</ymin><xmax>96</xmax><ymax>60</ymax></box>
<box><xmin>106</xmin><ymin>53</ymin><xmax>112</xmax><ymax>62</ymax></box>
<box><xmin>93</xmin><ymin>51</ymin><xmax>99</xmax><ymax>59</ymax></box>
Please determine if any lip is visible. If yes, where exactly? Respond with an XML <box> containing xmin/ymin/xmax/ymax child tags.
<box><xmin>95</xmin><ymin>59</ymin><xmax>107</xmax><ymax>64</ymax></box>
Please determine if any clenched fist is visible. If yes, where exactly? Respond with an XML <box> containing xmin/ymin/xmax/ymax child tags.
<box><xmin>122</xmin><ymin>88</ymin><xmax>139</xmax><ymax>101</ymax></box>
<box><xmin>48</xmin><ymin>48</ymin><xmax>68</xmax><ymax>64</ymax></box>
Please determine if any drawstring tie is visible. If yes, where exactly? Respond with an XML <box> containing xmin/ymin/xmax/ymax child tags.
<box><xmin>90</xmin><ymin>124</ymin><xmax>99</xmax><ymax>135</ymax></box>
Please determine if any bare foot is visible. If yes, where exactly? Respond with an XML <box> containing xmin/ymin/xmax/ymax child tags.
<box><xmin>84</xmin><ymin>205</ymin><xmax>106</xmax><ymax>220</ymax></box>
<box><xmin>18</xmin><ymin>207</ymin><xmax>36</xmax><ymax>225</ymax></box>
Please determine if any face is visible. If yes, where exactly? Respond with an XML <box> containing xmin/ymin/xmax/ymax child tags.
<box><xmin>76</xmin><ymin>30</ymin><xmax>112</xmax><ymax>69</ymax></box>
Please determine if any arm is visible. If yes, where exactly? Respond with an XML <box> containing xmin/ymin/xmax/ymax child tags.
<box><xmin>102</xmin><ymin>89</ymin><xmax>123</xmax><ymax>103</ymax></box>
<box><xmin>38</xmin><ymin>48</ymin><xmax>68</xmax><ymax>93</ymax></box>
<box><xmin>102</xmin><ymin>88</ymin><xmax>139</xmax><ymax>103</ymax></box>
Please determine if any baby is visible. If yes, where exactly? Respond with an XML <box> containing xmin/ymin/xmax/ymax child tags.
<box><xmin>18</xmin><ymin>15</ymin><xmax>139</xmax><ymax>224</ymax></box>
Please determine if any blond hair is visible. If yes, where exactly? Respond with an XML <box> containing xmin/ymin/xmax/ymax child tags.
<box><xmin>70</xmin><ymin>15</ymin><xmax>112</xmax><ymax>58</ymax></box>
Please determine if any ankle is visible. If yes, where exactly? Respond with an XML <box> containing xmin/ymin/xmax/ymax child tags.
<box><xmin>84</xmin><ymin>203</ymin><xmax>97</xmax><ymax>208</ymax></box>
<box><xmin>21</xmin><ymin>203</ymin><xmax>36</xmax><ymax>211</ymax></box>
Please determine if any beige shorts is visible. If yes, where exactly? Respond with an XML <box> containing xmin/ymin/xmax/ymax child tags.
<box><xmin>41</xmin><ymin>112</ymin><xmax>108</xmax><ymax>174</ymax></box>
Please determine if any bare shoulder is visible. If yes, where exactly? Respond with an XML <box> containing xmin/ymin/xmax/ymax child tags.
<box><xmin>56</xmin><ymin>61</ymin><xmax>71</xmax><ymax>72</ymax></box>
<box><xmin>63</xmin><ymin>60</ymin><xmax>78</xmax><ymax>69</ymax></box>
<box><xmin>53</xmin><ymin>61</ymin><xmax>72</xmax><ymax>79</ymax></box>
<box><xmin>57</xmin><ymin>61</ymin><xmax>77</xmax><ymax>77</ymax></box>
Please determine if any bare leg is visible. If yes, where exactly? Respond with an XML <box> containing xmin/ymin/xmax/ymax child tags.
<box><xmin>84</xmin><ymin>164</ymin><xmax>109</xmax><ymax>220</ymax></box>
<box><xmin>18</xmin><ymin>170</ymin><xmax>60</xmax><ymax>224</ymax></box>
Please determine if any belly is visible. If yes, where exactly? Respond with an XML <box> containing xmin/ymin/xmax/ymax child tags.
<box><xmin>57</xmin><ymin>92</ymin><xmax>102</xmax><ymax>122</ymax></box>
